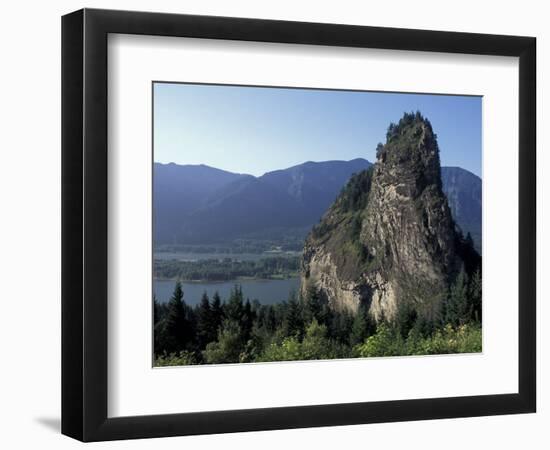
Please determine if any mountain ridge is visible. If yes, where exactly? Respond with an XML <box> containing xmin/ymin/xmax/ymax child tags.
<box><xmin>153</xmin><ymin>158</ymin><xmax>481</xmax><ymax>250</ymax></box>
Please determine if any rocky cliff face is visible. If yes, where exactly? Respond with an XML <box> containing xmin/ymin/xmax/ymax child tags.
<box><xmin>301</xmin><ymin>112</ymin><xmax>462</xmax><ymax>322</ymax></box>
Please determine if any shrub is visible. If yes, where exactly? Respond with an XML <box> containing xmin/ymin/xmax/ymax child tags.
<box><xmin>258</xmin><ymin>320</ymin><xmax>347</xmax><ymax>362</ymax></box>
<box><xmin>354</xmin><ymin>324</ymin><xmax>405</xmax><ymax>357</ymax></box>
<box><xmin>202</xmin><ymin>319</ymin><xmax>244</xmax><ymax>364</ymax></box>
<box><xmin>154</xmin><ymin>350</ymin><xmax>197</xmax><ymax>367</ymax></box>
<box><xmin>354</xmin><ymin>322</ymin><xmax>481</xmax><ymax>358</ymax></box>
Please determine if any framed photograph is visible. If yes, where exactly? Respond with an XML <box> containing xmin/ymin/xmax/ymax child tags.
<box><xmin>62</xmin><ymin>8</ymin><xmax>536</xmax><ymax>442</ymax></box>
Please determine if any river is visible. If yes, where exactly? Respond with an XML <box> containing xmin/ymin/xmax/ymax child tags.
<box><xmin>153</xmin><ymin>277</ymin><xmax>301</xmax><ymax>305</ymax></box>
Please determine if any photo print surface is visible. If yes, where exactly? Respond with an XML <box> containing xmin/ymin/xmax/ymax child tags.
<box><xmin>152</xmin><ymin>82</ymin><xmax>482</xmax><ymax>367</ymax></box>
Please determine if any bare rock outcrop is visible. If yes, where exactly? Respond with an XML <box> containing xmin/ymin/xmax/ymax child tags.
<box><xmin>301</xmin><ymin>112</ymin><xmax>462</xmax><ymax>322</ymax></box>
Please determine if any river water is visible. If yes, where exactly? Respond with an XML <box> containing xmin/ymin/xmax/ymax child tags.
<box><xmin>154</xmin><ymin>277</ymin><xmax>301</xmax><ymax>305</ymax></box>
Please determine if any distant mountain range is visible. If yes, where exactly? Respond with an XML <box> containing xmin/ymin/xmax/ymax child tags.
<box><xmin>154</xmin><ymin>159</ymin><xmax>481</xmax><ymax>251</ymax></box>
<box><xmin>441</xmin><ymin>166</ymin><xmax>482</xmax><ymax>250</ymax></box>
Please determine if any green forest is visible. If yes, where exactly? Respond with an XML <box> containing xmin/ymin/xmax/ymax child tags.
<box><xmin>154</xmin><ymin>256</ymin><xmax>300</xmax><ymax>282</ymax></box>
<box><xmin>154</xmin><ymin>227</ymin><xmax>308</xmax><ymax>255</ymax></box>
<box><xmin>153</xmin><ymin>261</ymin><xmax>481</xmax><ymax>366</ymax></box>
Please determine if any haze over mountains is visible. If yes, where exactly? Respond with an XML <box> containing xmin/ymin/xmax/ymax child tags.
<box><xmin>441</xmin><ymin>166</ymin><xmax>482</xmax><ymax>249</ymax></box>
<box><xmin>154</xmin><ymin>159</ymin><xmax>481</xmax><ymax>251</ymax></box>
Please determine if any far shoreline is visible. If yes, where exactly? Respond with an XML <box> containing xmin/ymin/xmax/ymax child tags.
<box><xmin>153</xmin><ymin>275</ymin><xmax>300</xmax><ymax>284</ymax></box>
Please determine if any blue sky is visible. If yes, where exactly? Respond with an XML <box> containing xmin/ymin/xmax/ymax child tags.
<box><xmin>154</xmin><ymin>83</ymin><xmax>482</xmax><ymax>177</ymax></box>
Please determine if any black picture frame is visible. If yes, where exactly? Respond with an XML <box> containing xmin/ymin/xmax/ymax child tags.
<box><xmin>62</xmin><ymin>8</ymin><xmax>536</xmax><ymax>442</ymax></box>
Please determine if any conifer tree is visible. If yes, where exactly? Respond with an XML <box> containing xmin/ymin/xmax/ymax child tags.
<box><xmin>303</xmin><ymin>285</ymin><xmax>331</xmax><ymax>326</ymax></box>
<box><xmin>263</xmin><ymin>305</ymin><xmax>277</xmax><ymax>332</ymax></box>
<box><xmin>196</xmin><ymin>291</ymin><xmax>216</xmax><ymax>348</ymax></box>
<box><xmin>350</xmin><ymin>307</ymin><xmax>368</xmax><ymax>346</ymax></box>
<box><xmin>161</xmin><ymin>281</ymin><xmax>190</xmax><ymax>353</ymax></box>
<box><xmin>445</xmin><ymin>268</ymin><xmax>470</xmax><ymax>326</ymax></box>
<box><xmin>242</xmin><ymin>299</ymin><xmax>255</xmax><ymax>342</ymax></box>
<box><xmin>395</xmin><ymin>302</ymin><xmax>418</xmax><ymax>338</ymax></box>
<box><xmin>465</xmin><ymin>232</ymin><xmax>475</xmax><ymax>250</ymax></box>
<box><xmin>350</xmin><ymin>305</ymin><xmax>377</xmax><ymax>345</ymax></box>
<box><xmin>210</xmin><ymin>291</ymin><xmax>224</xmax><ymax>336</ymax></box>
<box><xmin>225</xmin><ymin>285</ymin><xmax>244</xmax><ymax>324</ymax></box>
<box><xmin>469</xmin><ymin>269</ymin><xmax>482</xmax><ymax>322</ymax></box>
<box><xmin>284</xmin><ymin>294</ymin><xmax>304</xmax><ymax>338</ymax></box>
<box><xmin>153</xmin><ymin>295</ymin><xmax>160</xmax><ymax>325</ymax></box>
<box><xmin>329</xmin><ymin>310</ymin><xmax>354</xmax><ymax>343</ymax></box>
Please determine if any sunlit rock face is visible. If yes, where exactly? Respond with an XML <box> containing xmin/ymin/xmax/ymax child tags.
<box><xmin>301</xmin><ymin>112</ymin><xmax>461</xmax><ymax>322</ymax></box>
